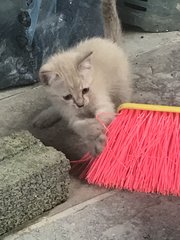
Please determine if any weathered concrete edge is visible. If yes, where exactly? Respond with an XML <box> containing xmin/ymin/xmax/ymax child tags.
<box><xmin>4</xmin><ymin>191</ymin><xmax>116</xmax><ymax>240</ymax></box>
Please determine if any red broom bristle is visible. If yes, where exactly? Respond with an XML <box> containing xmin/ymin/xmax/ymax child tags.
<box><xmin>71</xmin><ymin>109</ymin><xmax>180</xmax><ymax>196</ymax></box>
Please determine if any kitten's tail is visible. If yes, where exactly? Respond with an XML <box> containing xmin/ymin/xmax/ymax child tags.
<box><xmin>101</xmin><ymin>0</ymin><xmax>122</xmax><ymax>45</ymax></box>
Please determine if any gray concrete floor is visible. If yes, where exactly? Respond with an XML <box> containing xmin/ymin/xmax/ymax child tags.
<box><xmin>4</xmin><ymin>191</ymin><xmax>180</xmax><ymax>240</ymax></box>
<box><xmin>1</xmin><ymin>31</ymin><xmax>180</xmax><ymax>239</ymax></box>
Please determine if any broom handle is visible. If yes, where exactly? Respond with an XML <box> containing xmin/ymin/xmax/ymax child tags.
<box><xmin>118</xmin><ymin>103</ymin><xmax>180</xmax><ymax>113</ymax></box>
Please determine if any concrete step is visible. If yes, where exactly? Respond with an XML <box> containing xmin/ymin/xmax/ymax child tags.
<box><xmin>0</xmin><ymin>131</ymin><xmax>70</xmax><ymax>236</ymax></box>
<box><xmin>4</xmin><ymin>191</ymin><xmax>180</xmax><ymax>240</ymax></box>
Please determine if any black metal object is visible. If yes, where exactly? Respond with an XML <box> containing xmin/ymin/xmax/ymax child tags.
<box><xmin>118</xmin><ymin>0</ymin><xmax>180</xmax><ymax>32</ymax></box>
<box><xmin>0</xmin><ymin>0</ymin><xmax>103</xmax><ymax>90</ymax></box>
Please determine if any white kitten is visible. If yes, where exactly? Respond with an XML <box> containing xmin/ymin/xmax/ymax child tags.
<box><xmin>33</xmin><ymin>0</ymin><xmax>132</xmax><ymax>156</ymax></box>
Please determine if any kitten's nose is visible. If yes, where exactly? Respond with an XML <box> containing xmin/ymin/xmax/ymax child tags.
<box><xmin>77</xmin><ymin>103</ymin><xmax>84</xmax><ymax>108</ymax></box>
<box><xmin>75</xmin><ymin>98</ymin><xmax>84</xmax><ymax>108</ymax></box>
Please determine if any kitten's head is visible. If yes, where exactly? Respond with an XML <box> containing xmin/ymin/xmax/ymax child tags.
<box><xmin>39</xmin><ymin>51</ymin><xmax>93</xmax><ymax>109</ymax></box>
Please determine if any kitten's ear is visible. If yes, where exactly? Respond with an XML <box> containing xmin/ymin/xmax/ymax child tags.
<box><xmin>39</xmin><ymin>66</ymin><xmax>57</xmax><ymax>86</ymax></box>
<box><xmin>39</xmin><ymin>71</ymin><xmax>57</xmax><ymax>85</ymax></box>
<box><xmin>78</xmin><ymin>51</ymin><xmax>93</xmax><ymax>73</ymax></box>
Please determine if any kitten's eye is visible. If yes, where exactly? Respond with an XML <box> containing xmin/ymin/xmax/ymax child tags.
<box><xmin>63</xmin><ymin>94</ymin><xmax>72</xmax><ymax>100</ymax></box>
<box><xmin>82</xmin><ymin>88</ymin><xmax>89</xmax><ymax>94</ymax></box>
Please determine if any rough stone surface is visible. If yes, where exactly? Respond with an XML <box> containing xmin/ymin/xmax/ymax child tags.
<box><xmin>4</xmin><ymin>191</ymin><xmax>180</xmax><ymax>240</ymax></box>
<box><xmin>0</xmin><ymin>131</ymin><xmax>70</xmax><ymax>236</ymax></box>
<box><xmin>132</xmin><ymin>42</ymin><xmax>180</xmax><ymax>106</ymax></box>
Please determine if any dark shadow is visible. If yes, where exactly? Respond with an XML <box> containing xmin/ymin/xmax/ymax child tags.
<box><xmin>28</xmin><ymin>109</ymin><xmax>92</xmax><ymax>161</ymax></box>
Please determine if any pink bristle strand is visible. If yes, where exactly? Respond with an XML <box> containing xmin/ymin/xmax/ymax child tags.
<box><xmin>71</xmin><ymin>108</ymin><xmax>180</xmax><ymax>196</ymax></box>
<box><xmin>70</xmin><ymin>152</ymin><xmax>93</xmax><ymax>178</ymax></box>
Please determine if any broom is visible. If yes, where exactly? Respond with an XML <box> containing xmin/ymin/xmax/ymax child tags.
<box><xmin>71</xmin><ymin>103</ymin><xmax>180</xmax><ymax>196</ymax></box>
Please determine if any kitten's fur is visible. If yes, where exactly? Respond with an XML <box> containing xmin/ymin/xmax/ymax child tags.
<box><xmin>33</xmin><ymin>0</ymin><xmax>132</xmax><ymax>155</ymax></box>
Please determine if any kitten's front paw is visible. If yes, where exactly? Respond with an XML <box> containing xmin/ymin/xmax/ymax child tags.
<box><xmin>78</xmin><ymin>120</ymin><xmax>104</xmax><ymax>139</ymax></box>
<box><xmin>33</xmin><ymin>114</ymin><xmax>51</xmax><ymax>129</ymax></box>
<box><xmin>87</xmin><ymin>134</ymin><xmax>106</xmax><ymax>156</ymax></box>
<box><xmin>87</xmin><ymin>121</ymin><xmax>105</xmax><ymax>139</ymax></box>
<box><xmin>33</xmin><ymin>108</ymin><xmax>61</xmax><ymax>129</ymax></box>
<box><xmin>94</xmin><ymin>134</ymin><xmax>107</xmax><ymax>155</ymax></box>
